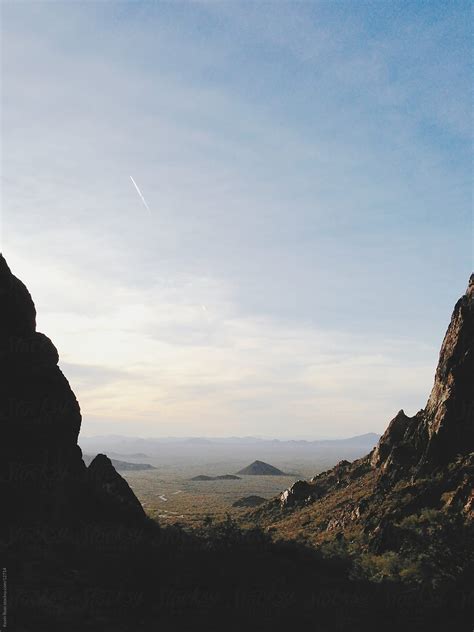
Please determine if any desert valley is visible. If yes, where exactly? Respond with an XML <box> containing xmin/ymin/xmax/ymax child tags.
<box><xmin>79</xmin><ymin>434</ymin><xmax>379</xmax><ymax>527</ymax></box>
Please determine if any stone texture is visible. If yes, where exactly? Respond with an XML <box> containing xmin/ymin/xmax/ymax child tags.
<box><xmin>422</xmin><ymin>274</ymin><xmax>474</xmax><ymax>467</ymax></box>
<box><xmin>280</xmin><ymin>480</ymin><xmax>314</xmax><ymax>507</ymax></box>
<box><xmin>371</xmin><ymin>275</ymin><xmax>474</xmax><ymax>480</ymax></box>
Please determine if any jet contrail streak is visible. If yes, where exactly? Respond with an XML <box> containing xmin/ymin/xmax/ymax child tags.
<box><xmin>130</xmin><ymin>175</ymin><xmax>151</xmax><ymax>213</ymax></box>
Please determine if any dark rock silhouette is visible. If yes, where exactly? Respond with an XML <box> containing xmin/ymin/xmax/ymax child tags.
<box><xmin>0</xmin><ymin>254</ymin><xmax>145</xmax><ymax>527</ymax></box>
<box><xmin>82</xmin><ymin>453</ymin><xmax>155</xmax><ymax>471</ymax></box>
<box><xmin>1</xmin><ymin>255</ymin><xmax>87</xmax><ymax>526</ymax></box>
<box><xmin>86</xmin><ymin>454</ymin><xmax>145</xmax><ymax>523</ymax></box>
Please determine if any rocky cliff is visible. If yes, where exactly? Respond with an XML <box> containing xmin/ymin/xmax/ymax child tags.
<box><xmin>371</xmin><ymin>274</ymin><xmax>474</xmax><ymax>479</ymax></box>
<box><xmin>87</xmin><ymin>454</ymin><xmax>147</xmax><ymax>524</ymax></box>
<box><xmin>0</xmin><ymin>254</ymin><xmax>145</xmax><ymax>527</ymax></box>
<box><xmin>251</xmin><ymin>276</ymin><xmax>474</xmax><ymax>549</ymax></box>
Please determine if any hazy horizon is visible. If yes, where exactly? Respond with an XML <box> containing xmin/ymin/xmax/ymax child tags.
<box><xmin>1</xmin><ymin>2</ymin><xmax>471</xmax><ymax>438</ymax></box>
<box><xmin>79</xmin><ymin>431</ymin><xmax>380</xmax><ymax>441</ymax></box>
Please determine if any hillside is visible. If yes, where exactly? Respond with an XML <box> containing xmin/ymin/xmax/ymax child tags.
<box><xmin>248</xmin><ymin>276</ymin><xmax>474</xmax><ymax>570</ymax></box>
<box><xmin>233</xmin><ymin>495</ymin><xmax>267</xmax><ymax>508</ymax></box>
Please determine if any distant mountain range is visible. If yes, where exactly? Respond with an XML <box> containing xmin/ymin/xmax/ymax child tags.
<box><xmin>79</xmin><ymin>432</ymin><xmax>380</xmax><ymax>474</ymax></box>
<box><xmin>82</xmin><ymin>454</ymin><xmax>155</xmax><ymax>471</ymax></box>
<box><xmin>80</xmin><ymin>432</ymin><xmax>380</xmax><ymax>447</ymax></box>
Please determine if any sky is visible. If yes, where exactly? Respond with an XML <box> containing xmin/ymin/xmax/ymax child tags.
<box><xmin>0</xmin><ymin>1</ymin><xmax>472</xmax><ymax>439</ymax></box>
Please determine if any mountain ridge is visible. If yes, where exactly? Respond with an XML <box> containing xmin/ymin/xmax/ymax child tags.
<box><xmin>80</xmin><ymin>432</ymin><xmax>381</xmax><ymax>444</ymax></box>
<box><xmin>250</xmin><ymin>275</ymin><xmax>474</xmax><ymax>552</ymax></box>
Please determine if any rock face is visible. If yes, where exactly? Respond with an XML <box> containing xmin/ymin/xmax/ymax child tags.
<box><xmin>0</xmin><ymin>254</ymin><xmax>145</xmax><ymax>527</ymax></box>
<box><xmin>280</xmin><ymin>480</ymin><xmax>314</xmax><ymax>507</ymax></box>
<box><xmin>0</xmin><ymin>255</ymin><xmax>87</xmax><ymax>525</ymax></box>
<box><xmin>371</xmin><ymin>274</ymin><xmax>474</xmax><ymax>480</ymax></box>
<box><xmin>280</xmin><ymin>458</ymin><xmax>370</xmax><ymax>508</ymax></box>
<box><xmin>87</xmin><ymin>454</ymin><xmax>145</xmax><ymax>523</ymax></box>
<box><xmin>422</xmin><ymin>275</ymin><xmax>474</xmax><ymax>465</ymax></box>
<box><xmin>259</xmin><ymin>277</ymin><xmax>473</xmax><ymax>551</ymax></box>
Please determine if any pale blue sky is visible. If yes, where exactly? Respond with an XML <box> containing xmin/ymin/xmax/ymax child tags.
<box><xmin>1</xmin><ymin>1</ymin><xmax>472</xmax><ymax>438</ymax></box>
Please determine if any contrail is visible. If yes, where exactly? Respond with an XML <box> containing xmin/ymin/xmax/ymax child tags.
<box><xmin>130</xmin><ymin>175</ymin><xmax>151</xmax><ymax>213</ymax></box>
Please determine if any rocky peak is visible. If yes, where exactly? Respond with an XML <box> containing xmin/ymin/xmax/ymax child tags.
<box><xmin>87</xmin><ymin>454</ymin><xmax>146</xmax><ymax>522</ymax></box>
<box><xmin>1</xmin><ymin>255</ymin><xmax>86</xmax><ymax>525</ymax></box>
<box><xmin>371</xmin><ymin>275</ymin><xmax>474</xmax><ymax>479</ymax></box>
<box><xmin>256</xmin><ymin>276</ymin><xmax>473</xmax><ymax>561</ymax></box>
<box><xmin>0</xmin><ymin>254</ymin><xmax>145</xmax><ymax>526</ymax></box>
<box><xmin>422</xmin><ymin>274</ymin><xmax>474</xmax><ymax>466</ymax></box>
<box><xmin>0</xmin><ymin>255</ymin><xmax>36</xmax><ymax>334</ymax></box>
<box><xmin>278</xmin><ymin>276</ymin><xmax>473</xmax><ymax>512</ymax></box>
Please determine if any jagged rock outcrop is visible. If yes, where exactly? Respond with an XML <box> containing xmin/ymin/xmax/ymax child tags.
<box><xmin>0</xmin><ymin>254</ymin><xmax>145</xmax><ymax>527</ymax></box>
<box><xmin>371</xmin><ymin>274</ymin><xmax>474</xmax><ymax>480</ymax></box>
<box><xmin>422</xmin><ymin>275</ymin><xmax>474</xmax><ymax>464</ymax></box>
<box><xmin>279</xmin><ymin>458</ymin><xmax>370</xmax><ymax>508</ymax></box>
<box><xmin>0</xmin><ymin>255</ymin><xmax>87</xmax><ymax>525</ymax></box>
<box><xmin>256</xmin><ymin>276</ymin><xmax>473</xmax><ymax>552</ymax></box>
<box><xmin>280</xmin><ymin>480</ymin><xmax>314</xmax><ymax>507</ymax></box>
<box><xmin>87</xmin><ymin>454</ymin><xmax>145</xmax><ymax>523</ymax></box>
<box><xmin>370</xmin><ymin>409</ymin><xmax>424</xmax><ymax>475</ymax></box>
